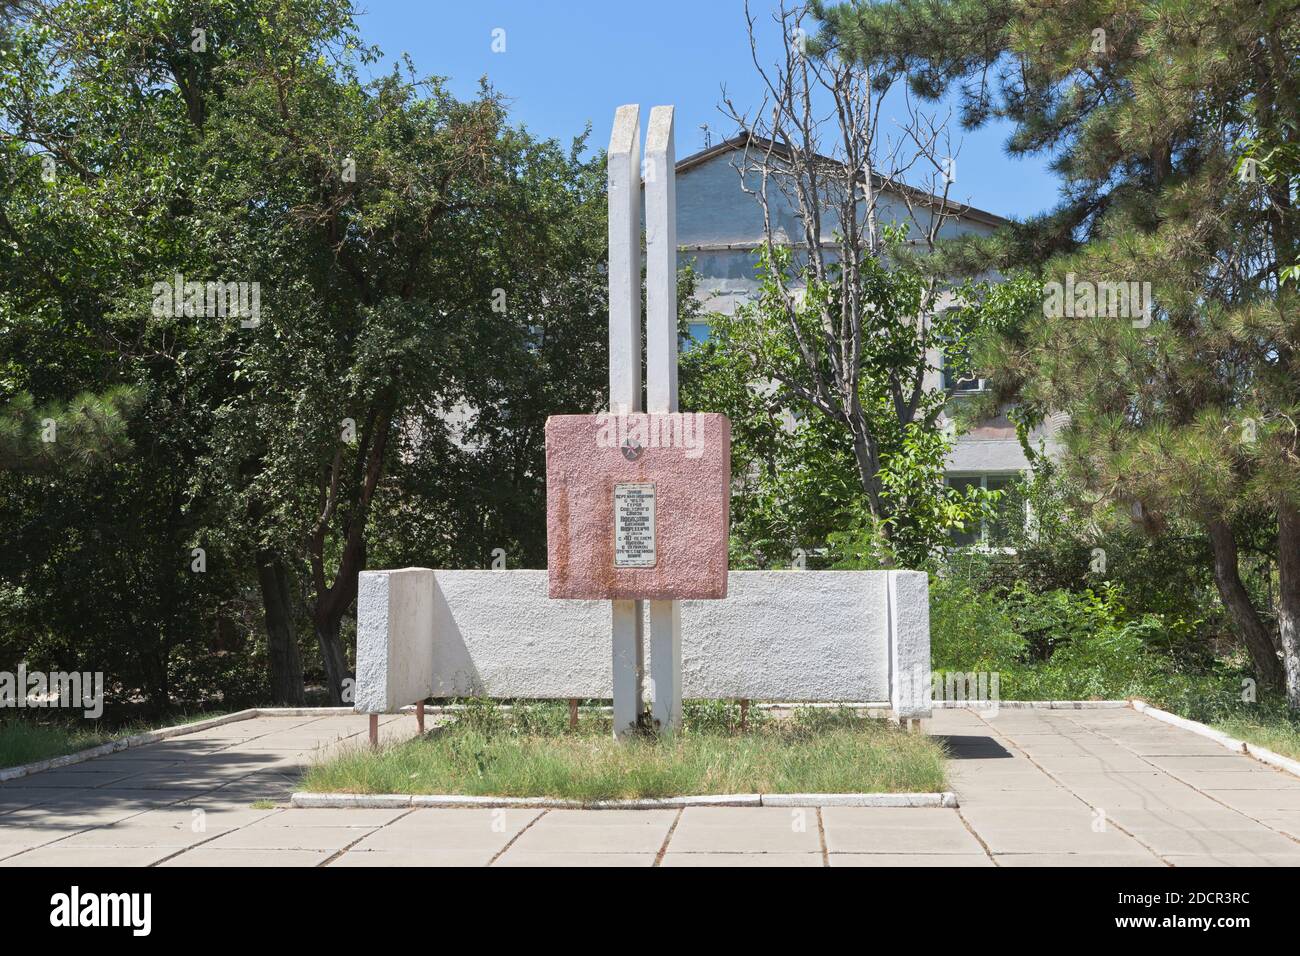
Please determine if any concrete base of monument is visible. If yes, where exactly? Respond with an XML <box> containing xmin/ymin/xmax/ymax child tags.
<box><xmin>355</xmin><ymin>569</ymin><xmax>934</xmax><ymax>718</ymax></box>
<box><xmin>290</xmin><ymin>791</ymin><xmax>960</xmax><ymax>810</ymax></box>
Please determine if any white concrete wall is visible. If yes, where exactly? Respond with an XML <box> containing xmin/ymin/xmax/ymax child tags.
<box><xmin>888</xmin><ymin>571</ymin><xmax>932</xmax><ymax>719</ymax></box>
<box><xmin>355</xmin><ymin>569</ymin><xmax>930</xmax><ymax>715</ymax></box>
<box><xmin>681</xmin><ymin>571</ymin><xmax>890</xmax><ymax>700</ymax></box>
<box><xmin>355</xmin><ymin>568</ymin><xmax>436</xmax><ymax>714</ymax></box>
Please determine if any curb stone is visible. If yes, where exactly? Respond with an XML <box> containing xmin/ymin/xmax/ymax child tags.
<box><xmin>1131</xmin><ymin>698</ymin><xmax>1300</xmax><ymax>780</ymax></box>
<box><xmin>290</xmin><ymin>791</ymin><xmax>959</xmax><ymax>810</ymax></box>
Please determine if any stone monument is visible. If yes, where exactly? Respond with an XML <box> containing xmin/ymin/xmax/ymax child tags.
<box><xmin>544</xmin><ymin>104</ymin><xmax>731</xmax><ymax>738</ymax></box>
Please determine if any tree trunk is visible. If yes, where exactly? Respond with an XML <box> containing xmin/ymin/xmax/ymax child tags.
<box><xmin>847</xmin><ymin>424</ymin><xmax>884</xmax><ymax>523</ymax></box>
<box><xmin>256</xmin><ymin>550</ymin><xmax>304</xmax><ymax>705</ymax></box>
<box><xmin>1277</xmin><ymin>502</ymin><xmax>1300</xmax><ymax>709</ymax></box>
<box><xmin>313</xmin><ymin>613</ymin><xmax>350</xmax><ymax>706</ymax></box>
<box><xmin>1207</xmin><ymin>517</ymin><xmax>1285</xmax><ymax>691</ymax></box>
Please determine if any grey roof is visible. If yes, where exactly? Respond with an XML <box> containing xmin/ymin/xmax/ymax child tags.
<box><xmin>673</xmin><ymin>132</ymin><xmax>1011</xmax><ymax>230</ymax></box>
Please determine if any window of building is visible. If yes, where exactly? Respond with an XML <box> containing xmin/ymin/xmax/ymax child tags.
<box><xmin>940</xmin><ymin>343</ymin><xmax>985</xmax><ymax>392</ymax></box>
<box><xmin>947</xmin><ymin>473</ymin><xmax>1024</xmax><ymax>548</ymax></box>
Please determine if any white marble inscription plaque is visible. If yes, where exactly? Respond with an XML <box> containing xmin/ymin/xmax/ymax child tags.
<box><xmin>614</xmin><ymin>483</ymin><xmax>656</xmax><ymax>568</ymax></box>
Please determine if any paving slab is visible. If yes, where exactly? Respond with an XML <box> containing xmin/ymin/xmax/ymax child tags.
<box><xmin>351</xmin><ymin>822</ymin><xmax>519</xmax><ymax>854</ymax></box>
<box><xmin>1172</xmin><ymin>771</ymin><xmax>1300</xmax><ymax>790</ymax></box>
<box><xmin>824</xmin><ymin>823</ymin><xmax>981</xmax><ymax>854</ymax></box>
<box><xmin>0</xmin><ymin>825</ymin><xmax>90</xmax><ymax>854</ymax></box>
<box><xmin>959</xmin><ymin>806</ymin><xmax>1100</xmax><ymax>831</ymax></box>
<box><xmin>107</xmin><ymin>805</ymin><xmax>277</xmax><ymax>830</ymax></box>
<box><xmin>1</xmin><ymin>769</ymin><xmax>140</xmax><ymax>788</ymax></box>
<box><xmin>386</xmin><ymin>808</ymin><xmax>542</xmax><ymax>831</ymax></box>
<box><xmin>330</xmin><ymin>848</ymin><xmax>493</xmax><ymax>867</ymax></box>
<box><xmin>822</xmin><ymin>808</ymin><xmax>980</xmax><ymax>854</ymax></box>
<box><xmin>1061</xmin><ymin>787</ymin><xmax>1229</xmax><ymax>811</ymax></box>
<box><xmin>1204</xmin><ymin>789</ymin><xmax>1300</xmax><ymax>811</ymax></box>
<box><xmin>1102</xmin><ymin>806</ymin><xmax>1265</xmax><ymax>832</ymax></box>
<box><xmin>4</xmin><ymin>845</ymin><xmax>178</xmax><ymax>867</ymax></box>
<box><xmin>1143</xmin><ymin>754</ymin><xmax>1277</xmax><ymax>773</ymax></box>
<box><xmin>1253</xmin><ymin>810</ymin><xmax>1300</xmax><ymax>839</ymax></box>
<box><xmin>506</xmin><ymin>813</ymin><xmax>674</xmax><ymax>855</ymax></box>
<box><xmin>3</xmin><ymin>708</ymin><xmax>1299</xmax><ymax>867</ymax></box>
<box><xmin>953</xmin><ymin>787</ymin><xmax>1084</xmax><ymax>810</ymax></box>
<box><xmin>246</xmin><ymin>808</ymin><xmax>408</xmax><ymax>828</ymax></box>
<box><xmin>668</xmin><ymin>807</ymin><xmax>821</xmax><ymax>854</ymax></box>
<box><xmin>829</xmin><ymin>853</ymin><xmax>992</xmax><ymax>867</ymax></box>
<box><xmin>159</xmin><ymin>848</ymin><xmax>331</xmax><ymax>867</ymax></box>
<box><xmin>1133</xmin><ymin>826</ymin><xmax>1300</xmax><ymax>857</ymax></box>
<box><xmin>1162</xmin><ymin>853</ymin><xmax>1300</xmax><ymax>867</ymax></box>
<box><xmin>993</xmin><ymin>852</ymin><xmax>1165</xmax><ymax>867</ymax></box>
<box><xmin>493</xmin><ymin>851</ymin><xmax>655</xmax><ymax>867</ymax></box>
<box><xmin>821</xmin><ymin>807</ymin><xmax>966</xmax><ymax>827</ymax></box>
<box><xmin>662</xmin><ymin>852</ymin><xmax>823</xmax><ymax>867</ymax></box>
<box><xmin>58</xmin><ymin>824</ymin><xmax>234</xmax><ymax>849</ymax></box>
<box><xmin>202</xmin><ymin>824</ymin><xmax>372</xmax><ymax>852</ymax></box>
<box><xmin>1028</xmin><ymin>754</ymin><xmax>1157</xmax><ymax>773</ymax></box>
<box><xmin>971</xmin><ymin>823</ymin><xmax>1147</xmax><ymax>855</ymax></box>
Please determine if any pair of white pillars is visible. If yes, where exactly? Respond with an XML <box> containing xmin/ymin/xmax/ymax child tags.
<box><xmin>608</xmin><ymin>104</ymin><xmax>682</xmax><ymax>738</ymax></box>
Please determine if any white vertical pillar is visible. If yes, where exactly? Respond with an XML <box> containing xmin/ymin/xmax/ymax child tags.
<box><xmin>645</xmin><ymin>105</ymin><xmax>683</xmax><ymax>733</ymax></box>
<box><xmin>645</xmin><ymin>106</ymin><xmax>678</xmax><ymax>413</ymax></box>
<box><xmin>608</xmin><ymin>104</ymin><xmax>644</xmax><ymax>738</ymax></box>
<box><xmin>648</xmin><ymin>598</ymin><xmax>681</xmax><ymax>731</ymax></box>
<box><xmin>609</xmin><ymin>105</ymin><xmax>643</xmax><ymax>417</ymax></box>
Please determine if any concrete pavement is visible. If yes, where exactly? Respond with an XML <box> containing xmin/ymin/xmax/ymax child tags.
<box><xmin>1</xmin><ymin>707</ymin><xmax>1299</xmax><ymax>866</ymax></box>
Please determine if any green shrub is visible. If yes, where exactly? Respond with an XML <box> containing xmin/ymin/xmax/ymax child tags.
<box><xmin>930</xmin><ymin>575</ymin><xmax>1024</xmax><ymax>672</ymax></box>
<box><xmin>931</xmin><ymin>574</ymin><xmax>1245</xmax><ymax>704</ymax></box>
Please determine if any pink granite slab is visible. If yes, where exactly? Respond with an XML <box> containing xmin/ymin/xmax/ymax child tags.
<box><xmin>546</xmin><ymin>412</ymin><xmax>731</xmax><ymax>600</ymax></box>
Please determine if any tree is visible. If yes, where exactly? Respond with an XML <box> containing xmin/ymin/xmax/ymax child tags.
<box><xmin>705</xmin><ymin>0</ymin><xmax>994</xmax><ymax>562</ymax></box>
<box><xmin>1</xmin><ymin>0</ymin><xmax>615</xmax><ymax>708</ymax></box>
<box><xmin>822</xmin><ymin>0</ymin><xmax>1300</xmax><ymax>703</ymax></box>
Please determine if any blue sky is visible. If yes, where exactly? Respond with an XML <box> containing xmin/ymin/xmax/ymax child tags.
<box><xmin>354</xmin><ymin>1</ymin><xmax>1060</xmax><ymax>221</ymax></box>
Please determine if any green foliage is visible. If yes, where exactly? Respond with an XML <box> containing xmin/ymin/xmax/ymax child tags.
<box><xmin>822</xmin><ymin>0</ymin><xmax>1300</xmax><ymax>701</ymax></box>
<box><xmin>0</xmin><ymin>0</ymin><xmax>612</xmax><ymax>708</ymax></box>
<box><xmin>682</xmin><ymin>239</ymin><xmax>1000</xmax><ymax>568</ymax></box>
<box><xmin>931</xmin><ymin>572</ymin><xmax>1242</xmax><ymax>704</ymax></box>
<box><xmin>929</xmin><ymin>576</ymin><xmax>1024</xmax><ymax>673</ymax></box>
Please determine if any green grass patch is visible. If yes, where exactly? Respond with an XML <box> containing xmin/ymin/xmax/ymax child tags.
<box><xmin>0</xmin><ymin>718</ymin><xmax>120</xmax><ymax>769</ymax></box>
<box><xmin>0</xmin><ymin>710</ymin><xmax>231</xmax><ymax>770</ymax></box>
<box><xmin>301</xmin><ymin>700</ymin><xmax>948</xmax><ymax>800</ymax></box>
<box><xmin>1212</xmin><ymin>707</ymin><xmax>1300</xmax><ymax>762</ymax></box>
